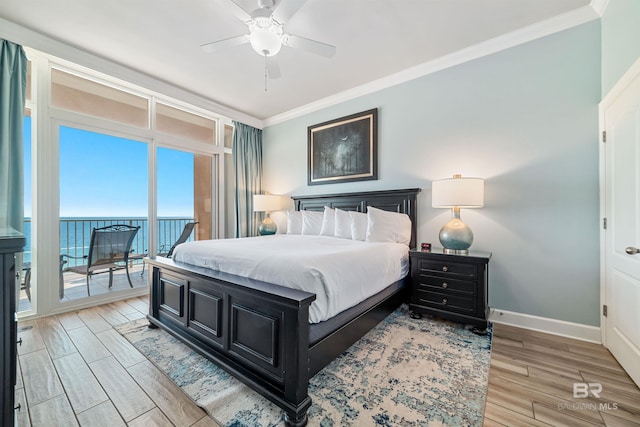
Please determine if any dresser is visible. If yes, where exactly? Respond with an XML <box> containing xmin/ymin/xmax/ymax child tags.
<box><xmin>409</xmin><ymin>248</ymin><xmax>490</xmax><ymax>333</ymax></box>
<box><xmin>1</xmin><ymin>229</ymin><xmax>26</xmax><ymax>427</ymax></box>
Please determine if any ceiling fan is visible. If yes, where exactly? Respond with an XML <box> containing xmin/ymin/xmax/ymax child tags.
<box><xmin>201</xmin><ymin>0</ymin><xmax>336</xmax><ymax>80</ymax></box>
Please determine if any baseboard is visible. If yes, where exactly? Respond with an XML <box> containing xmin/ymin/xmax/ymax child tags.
<box><xmin>489</xmin><ymin>308</ymin><xmax>602</xmax><ymax>344</ymax></box>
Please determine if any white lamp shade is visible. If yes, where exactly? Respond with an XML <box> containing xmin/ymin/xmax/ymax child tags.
<box><xmin>253</xmin><ymin>194</ymin><xmax>282</xmax><ymax>212</ymax></box>
<box><xmin>432</xmin><ymin>177</ymin><xmax>484</xmax><ymax>208</ymax></box>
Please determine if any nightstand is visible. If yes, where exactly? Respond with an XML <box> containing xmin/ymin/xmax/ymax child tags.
<box><xmin>409</xmin><ymin>248</ymin><xmax>491</xmax><ymax>333</ymax></box>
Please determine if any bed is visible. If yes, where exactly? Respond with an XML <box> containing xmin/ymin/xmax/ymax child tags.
<box><xmin>145</xmin><ymin>188</ymin><xmax>420</xmax><ymax>426</ymax></box>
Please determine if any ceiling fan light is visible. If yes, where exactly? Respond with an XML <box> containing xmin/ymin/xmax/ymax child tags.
<box><xmin>250</xmin><ymin>8</ymin><xmax>273</xmax><ymax>28</ymax></box>
<box><xmin>253</xmin><ymin>16</ymin><xmax>272</xmax><ymax>28</ymax></box>
<box><xmin>250</xmin><ymin>27</ymin><xmax>282</xmax><ymax>56</ymax></box>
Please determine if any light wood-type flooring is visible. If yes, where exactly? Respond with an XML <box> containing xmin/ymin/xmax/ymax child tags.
<box><xmin>14</xmin><ymin>300</ymin><xmax>640</xmax><ymax>426</ymax></box>
<box><xmin>484</xmin><ymin>324</ymin><xmax>640</xmax><ymax>426</ymax></box>
<box><xmin>15</xmin><ymin>296</ymin><xmax>219</xmax><ymax>427</ymax></box>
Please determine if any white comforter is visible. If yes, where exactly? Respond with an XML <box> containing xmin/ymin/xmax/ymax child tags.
<box><xmin>172</xmin><ymin>235</ymin><xmax>409</xmax><ymax>323</ymax></box>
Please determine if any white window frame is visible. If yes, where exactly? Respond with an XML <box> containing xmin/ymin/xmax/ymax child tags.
<box><xmin>21</xmin><ymin>48</ymin><xmax>233</xmax><ymax>319</ymax></box>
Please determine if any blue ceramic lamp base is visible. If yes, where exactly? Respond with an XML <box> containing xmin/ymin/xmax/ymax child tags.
<box><xmin>439</xmin><ymin>208</ymin><xmax>473</xmax><ymax>254</ymax></box>
<box><xmin>258</xmin><ymin>215</ymin><xmax>277</xmax><ymax>235</ymax></box>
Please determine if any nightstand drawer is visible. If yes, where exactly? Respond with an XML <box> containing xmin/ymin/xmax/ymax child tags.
<box><xmin>408</xmin><ymin>249</ymin><xmax>490</xmax><ymax>329</ymax></box>
<box><xmin>415</xmin><ymin>275</ymin><xmax>475</xmax><ymax>295</ymax></box>
<box><xmin>416</xmin><ymin>259</ymin><xmax>477</xmax><ymax>278</ymax></box>
<box><xmin>414</xmin><ymin>290</ymin><xmax>475</xmax><ymax>314</ymax></box>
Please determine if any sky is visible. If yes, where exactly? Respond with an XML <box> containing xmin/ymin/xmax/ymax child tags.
<box><xmin>24</xmin><ymin>119</ymin><xmax>195</xmax><ymax>218</ymax></box>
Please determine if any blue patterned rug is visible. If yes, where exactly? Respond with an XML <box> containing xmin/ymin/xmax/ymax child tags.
<box><xmin>116</xmin><ymin>305</ymin><xmax>491</xmax><ymax>426</ymax></box>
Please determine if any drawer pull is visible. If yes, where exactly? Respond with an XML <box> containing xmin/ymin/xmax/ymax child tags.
<box><xmin>442</xmin><ymin>298</ymin><xmax>448</xmax><ymax>305</ymax></box>
<box><xmin>442</xmin><ymin>282</ymin><xmax>448</xmax><ymax>289</ymax></box>
<box><xmin>442</xmin><ymin>266</ymin><xmax>448</xmax><ymax>272</ymax></box>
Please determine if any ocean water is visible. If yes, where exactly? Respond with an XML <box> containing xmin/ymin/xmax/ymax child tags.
<box><xmin>23</xmin><ymin>217</ymin><xmax>194</xmax><ymax>267</ymax></box>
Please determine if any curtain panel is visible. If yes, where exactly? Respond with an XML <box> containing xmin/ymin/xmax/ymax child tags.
<box><xmin>0</xmin><ymin>40</ymin><xmax>27</xmax><ymax>232</ymax></box>
<box><xmin>232</xmin><ymin>121</ymin><xmax>263</xmax><ymax>238</ymax></box>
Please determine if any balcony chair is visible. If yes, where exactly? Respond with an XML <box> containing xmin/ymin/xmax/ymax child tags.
<box><xmin>21</xmin><ymin>256</ymin><xmax>72</xmax><ymax>301</ymax></box>
<box><xmin>22</xmin><ymin>262</ymin><xmax>31</xmax><ymax>301</ymax></box>
<box><xmin>61</xmin><ymin>224</ymin><xmax>140</xmax><ymax>296</ymax></box>
<box><xmin>160</xmin><ymin>221</ymin><xmax>198</xmax><ymax>257</ymax></box>
<box><xmin>138</xmin><ymin>221</ymin><xmax>198</xmax><ymax>275</ymax></box>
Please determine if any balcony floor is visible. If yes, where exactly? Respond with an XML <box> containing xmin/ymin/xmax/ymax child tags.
<box><xmin>18</xmin><ymin>262</ymin><xmax>148</xmax><ymax>312</ymax></box>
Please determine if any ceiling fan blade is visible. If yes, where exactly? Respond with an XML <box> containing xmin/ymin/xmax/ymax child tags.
<box><xmin>266</xmin><ymin>56</ymin><xmax>281</xmax><ymax>79</ymax></box>
<box><xmin>224</xmin><ymin>0</ymin><xmax>252</xmax><ymax>22</ymax></box>
<box><xmin>283</xmin><ymin>34</ymin><xmax>336</xmax><ymax>58</ymax></box>
<box><xmin>200</xmin><ymin>35</ymin><xmax>250</xmax><ymax>53</ymax></box>
<box><xmin>272</xmin><ymin>0</ymin><xmax>308</xmax><ymax>23</ymax></box>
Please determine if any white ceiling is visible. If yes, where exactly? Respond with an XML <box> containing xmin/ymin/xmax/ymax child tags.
<box><xmin>0</xmin><ymin>0</ymin><xmax>596</xmax><ymax>122</ymax></box>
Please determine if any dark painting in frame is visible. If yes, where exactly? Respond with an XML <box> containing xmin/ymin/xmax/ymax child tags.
<box><xmin>307</xmin><ymin>108</ymin><xmax>378</xmax><ymax>185</ymax></box>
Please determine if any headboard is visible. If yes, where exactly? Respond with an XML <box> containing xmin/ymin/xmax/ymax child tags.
<box><xmin>291</xmin><ymin>188</ymin><xmax>421</xmax><ymax>249</ymax></box>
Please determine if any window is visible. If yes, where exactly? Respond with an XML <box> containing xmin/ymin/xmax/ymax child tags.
<box><xmin>51</xmin><ymin>68</ymin><xmax>149</xmax><ymax>127</ymax></box>
<box><xmin>18</xmin><ymin>49</ymin><xmax>233</xmax><ymax>317</ymax></box>
<box><xmin>19</xmin><ymin>111</ymin><xmax>32</xmax><ymax>312</ymax></box>
<box><xmin>59</xmin><ymin>126</ymin><xmax>148</xmax><ymax>301</ymax></box>
<box><xmin>156</xmin><ymin>102</ymin><xmax>216</xmax><ymax>144</ymax></box>
<box><xmin>156</xmin><ymin>147</ymin><xmax>211</xmax><ymax>252</ymax></box>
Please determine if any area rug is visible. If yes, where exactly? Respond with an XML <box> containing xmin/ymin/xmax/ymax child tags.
<box><xmin>116</xmin><ymin>305</ymin><xmax>492</xmax><ymax>426</ymax></box>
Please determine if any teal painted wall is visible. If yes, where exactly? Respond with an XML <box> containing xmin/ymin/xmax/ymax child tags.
<box><xmin>601</xmin><ymin>0</ymin><xmax>640</xmax><ymax>96</ymax></box>
<box><xmin>263</xmin><ymin>21</ymin><xmax>601</xmax><ymax>326</ymax></box>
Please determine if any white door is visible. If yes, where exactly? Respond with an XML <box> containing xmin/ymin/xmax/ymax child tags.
<box><xmin>602</xmin><ymin>59</ymin><xmax>640</xmax><ymax>387</ymax></box>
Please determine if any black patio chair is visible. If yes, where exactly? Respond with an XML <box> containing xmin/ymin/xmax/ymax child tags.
<box><xmin>137</xmin><ymin>221</ymin><xmax>198</xmax><ymax>275</ymax></box>
<box><xmin>160</xmin><ymin>221</ymin><xmax>198</xmax><ymax>257</ymax></box>
<box><xmin>21</xmin><ymin>258</ymin><xmax>65</xmax><ymax>301</ymax></box>
<box><xmin>61</xmin><ymin>224</ymin><xmax>140</xmax><ymax>296</ymax></box>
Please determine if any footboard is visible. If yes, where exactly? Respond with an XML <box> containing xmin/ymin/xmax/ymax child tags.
<box><xmin>146</xmin><ymin>256</ymin><xmax>316</xmax><ymax>426</ymax></box>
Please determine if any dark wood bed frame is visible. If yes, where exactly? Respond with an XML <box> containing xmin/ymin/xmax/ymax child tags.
<box><xmin>146</xmin><ymin>188</ymin><xmax>420</xmax><ymax>426</ymax></box>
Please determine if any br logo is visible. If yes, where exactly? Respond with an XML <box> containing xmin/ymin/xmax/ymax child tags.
<box><xmin>573</xmin><ymin>383</ymin><xmax>602</xmax><ymax>398</ymax></box>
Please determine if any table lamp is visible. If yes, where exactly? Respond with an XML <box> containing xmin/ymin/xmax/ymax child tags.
<box><xmin>432</xmin><ymin>174</ymin><xmax>484</xmax><ymax>254</ymax></box>
<box><xmin>253</xmin><ymin>194</ymin><xmax>282</xmax><ymax>235</ymax></box>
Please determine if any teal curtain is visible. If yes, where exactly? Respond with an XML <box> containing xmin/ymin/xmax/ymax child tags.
<box><xmin>0</xmin><ymin>40</ymin><xmax>27</xmax><ymax>232</ymax></box>
<box><xmin>232</xmin><ymin>121</ymin><xmax>262</xmax><ymax>237</ymax></box>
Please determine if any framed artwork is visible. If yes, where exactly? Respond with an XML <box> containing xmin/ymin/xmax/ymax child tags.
<box><xmin>307</xmin><ymin>108</ymin><xmax>378</xmax><ymax>185</ymax></box>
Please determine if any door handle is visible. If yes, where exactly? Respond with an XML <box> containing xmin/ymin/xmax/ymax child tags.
<box><xmin>625</xmin><ymin>246</ymin><xmax>640</xmax><ymax>255</ymax></box>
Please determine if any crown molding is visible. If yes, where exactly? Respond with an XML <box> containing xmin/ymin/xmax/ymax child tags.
<box><xmin>264</xmin><ymin>5</ymin><xmax>600</xmax><ymax>127</ymax></box>
<box><xmin>0</xmin><ymin>17</ymin><xmax>264</xmax><ymax>129</ymax></box>
<box><xmin>1</xmin><ymin>2</ymin><xmax>602</xmax><ymax>131</ymax></box>
<box><xmin>590</xmin><ymin>0</ymin><xmax>610</xmax><ymax>17</ymax></box>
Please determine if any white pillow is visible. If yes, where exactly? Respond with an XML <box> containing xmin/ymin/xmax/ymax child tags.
<box><xmin>319</xmin><ymin>206</ymin><xmax>335</xmax><ymax>236</ymax></box>
<box><xmin>301</xmin><ymin>210</ymin><xmax>324</xmax><ymax>235</ymax></box>
<box><xmin>365</xmin><ymin>206</ymin><xmax>412</xmax><ymax>246</ymax></box>
<box><xmin>286</xmin><ymin>211</ymin><xmax>302</xmax><ymax>235</ymax></box>
<box><xmin>350</xmin><ymin>211</ymin><xmax>368</xmax><ymax>241</ymax></box>
<box><xmin>334</xmin><ymin>208</ymin><xmax>353</xmax><ymax>239</ymax></box>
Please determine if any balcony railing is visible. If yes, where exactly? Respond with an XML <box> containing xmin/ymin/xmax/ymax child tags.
<box><xmin>23</xmin><ymin>217</ymin><xmax>195</xmax><ymax>268</ymax></box>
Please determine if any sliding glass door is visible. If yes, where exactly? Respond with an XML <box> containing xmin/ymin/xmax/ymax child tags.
<box><xmin>58</xmin><ymin>126</ymin><xmax>148</xmax><ymax>301</ymax></box>
<box><xmin>157</xmin><ymin>147</ymin><xmax>194</xmax><ymax>251</ymax></box>
<box><xmin>21</xmin><ymin>53</ymin><xmax>228</xmax><ymax>317</ymax></box>
<box><xmin>18</xmin><ymin>112</ymin><xmax>32</xmax><ymax>312</ymax></box>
